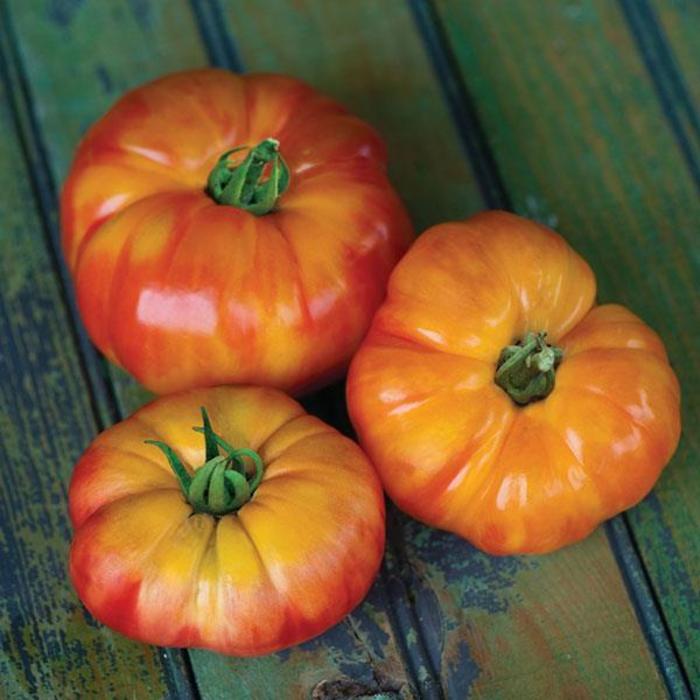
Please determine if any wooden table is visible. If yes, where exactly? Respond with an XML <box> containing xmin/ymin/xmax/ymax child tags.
<box><xmin>0</xmin><ymin>1</ymin><xmax>697</xmax><ymax>698</ymax></box>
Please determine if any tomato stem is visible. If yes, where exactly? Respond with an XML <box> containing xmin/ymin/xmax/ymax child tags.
<box><xmin>206</xmin><ymin>138</ymin><xmax>290</xmax><ymax>215</ymax></box>
<box><xmin>146</xmin><ymin>407</ymin><xmax>264</xmax><ymax>516</ymax></box>
<box><xmin>495</xmin><ymin>332</ymin><xmax>563</xmax><ymax>405</ymax></box>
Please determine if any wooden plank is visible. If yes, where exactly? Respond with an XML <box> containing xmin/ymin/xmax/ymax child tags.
<box><xmin>215</xmin><ymin>0</ymin><xmax>672</xmax><ymax>697</ymax></box>
<box><xmin>433</xmin><ymin>0</ymin><xmax>700</xmax><ymax>690</ymax></box>
<box><xmin>0</xmin><ymin>24</ymin><xmax>192</xmax><ymax>700</ymax></box>
<box><xmin>618</xmin><ymin>0</ymin><xmax>700</xmax><ymax>185</ymax></box>
<box><xmin>6</xmin><ymin>1</ymin><xmax>416</xmax><ymax>697</ymax></box>
<box><xmin>652</xmin><ymin>0</ymin><xmax>700</xmax><ymax>109</ymax></box>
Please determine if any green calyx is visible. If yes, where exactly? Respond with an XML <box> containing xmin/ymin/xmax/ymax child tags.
<box><xmin>206</xmin><ymin>137</ymin><xmax>290</xmax><ymax>215</ymax></box>
<box><xmin>146</xmin><ymin>408</ymin><xmax>263</xmax><ymax>516</ymax></box>
<box><xmin>495</xmin><ymin>332</ymin><xmax>563</xmax><ymax>406</ymax></box>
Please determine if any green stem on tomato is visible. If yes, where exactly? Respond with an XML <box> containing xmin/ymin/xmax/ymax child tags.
<box><xmin>206</xmin><ymin>138</ymin><xmax>290</xmax><ymax>215</ymax></box>
<box><xmin>146</xmin><ymin>407</ymin><xmax>264</xmax><ymax>516</ymax></box>
<box><xmin>495</xmin><ymin>331</ymin><xmax>563</xmax><ymax>405</ymax></box>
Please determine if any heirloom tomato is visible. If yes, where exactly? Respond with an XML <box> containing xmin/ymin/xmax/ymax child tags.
<box><xmin>61</xmin><ymin>69</ymin><xmax>412</xmax><ymax>394</ymax></box>
<box><xmin>69</xmin><ymin>386</ymin><xmax>385</xmax><ymax>655</ymax></box>
<box><xmin>347</xmin><ymin>212</ymin><xmax>681</xmax><ymax>555</ymax></box>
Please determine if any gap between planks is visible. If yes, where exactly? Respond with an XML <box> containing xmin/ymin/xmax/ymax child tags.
<box><xmin>617</xmin><ymin>0</ymin><xmax>700</xmax><ymax>190</ymax></box>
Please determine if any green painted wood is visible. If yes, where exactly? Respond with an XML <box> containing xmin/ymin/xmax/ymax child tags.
<box><xmin>3</xmin><ymin>0</ymin><xmax>693</xmax><ymax>697</ymax></box>
<box><xmin>651</xmin><ymin>0</ymin><xmax>700</xmax><ymax>126</ymax></box>
<box><xmin>617</xmin><ymin>0</ymin><xmax>700</xmax><ymax>186</ymax></box>
<box><xmin>0</xmin><ymin>27</ymin><xmax>192</xmax><ymax>700</ymax></box>
<box><xmin>5</xmin><ymin>1</ymin><xmax>415</xmax><ymax>697</ymax></box>
<box><xmin>215</xmin><ymin>0</ymin><xmax>671</xmax><ymax>697</ymax></box>
<box><xmin>434</xmin><ymin>0</ymin><xmax>700</xmax><ymax>687</ymax></box>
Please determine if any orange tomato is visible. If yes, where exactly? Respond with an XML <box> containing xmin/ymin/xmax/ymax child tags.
<box><xmin>69</xmin><ymin>386</ymin><xmax>385</xmax><ymax>655</ymax></box>
<box><xmin>347</xmin><ymin>212</ymin><xmax>681</xmax><ymax>555</ymax></box>
<box><xmin>61</xmin><ymin>69</ymin><xmax>412</xmax><ymax>394</ymax></box>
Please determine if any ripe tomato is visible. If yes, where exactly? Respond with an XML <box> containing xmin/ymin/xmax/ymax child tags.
<box><xmin>61</xmin><ymin>69</ymin><xmax>412</xmax><ymax>394</ymax></box>
<box><xmin>69</xmin><ymin>386</ymin><xmax>385</xmax><ymax>655</ymax></box>
<box><xmin>347</xmin><ymin>212</ymin><xmax>681</xmax><ymax>554</ymax></box>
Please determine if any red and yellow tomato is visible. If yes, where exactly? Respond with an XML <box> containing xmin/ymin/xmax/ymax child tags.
<box><xmin>61</xmin><ymin>69</ymin><xmax>412</xmax><ymax>394</ymax></box>
<box><xmin>69</xmin><ymin>386</ymin><xmax>385</xmax><ymax>655</ymax></box>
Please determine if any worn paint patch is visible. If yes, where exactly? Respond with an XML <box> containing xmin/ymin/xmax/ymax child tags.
<box><xmin>630</xmin><ymin>492</ymin><xmax>699</xmax><ymax>656</ymax></box>
<box><xmin>403</xmin><ymin>517</ymin><xmax>535</xmax><ymax>614</ymax></box>
<box><xmin>312</xmin><ymin>677</ymin><xmax>404</xmax><ymax>699</ymax></box>
<box><xmin>392</xmin><ymin>512</ymin><xmax>537</xmax><ymax>696</ymax></box>
<box><xmin>189</xmin><ymin>576</ymin><xmax>411</xmax><ymax>699</ymax></box>
<box><xmin>444</xmin><ymin>640</ymin><xmax>479</xmax><ymax>698</ymax></box>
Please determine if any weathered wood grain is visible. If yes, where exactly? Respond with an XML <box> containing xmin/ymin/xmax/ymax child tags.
<box><xmin>619</xmin><ymin>0</ymin><xmax>700</xmax><ymax>185</ymax></box>
<box><xmin>434</xmin><ymin>0</ymin><xmax>699</xmax><ymax>690</ymax></box>
<box><xmin>653</xmin><ymin>0</ymin><xmax>700</xmax><ymax>111</ymax></box>
<box><xmin>215</xmin><ymin>0</ymin><xmax>674</xmax><ymax>697</ymax></box>
<box><xmin>0</xmin><ymin>17</ymin><xmax>192</xmax><ymax>700</ymax></box>
<box><xmin>4</xmin><ymin>0</ymin><xmax>416</xmax><ymax>697</ymax></box>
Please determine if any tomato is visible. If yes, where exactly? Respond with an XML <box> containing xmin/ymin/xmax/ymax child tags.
<box><xmin>346</xmin><ymin>211</ymin><xmax>681</xmax><ymax>555</ymax></box>
<box><xmin>61</xmin><ymin>69</ymin><xmax>413</xmax><ymax>395</ymax></box>
<box><xmin>69</xmin><ymin>386</ymin><xmax>385</xmax><ymax>655</ymax></box>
